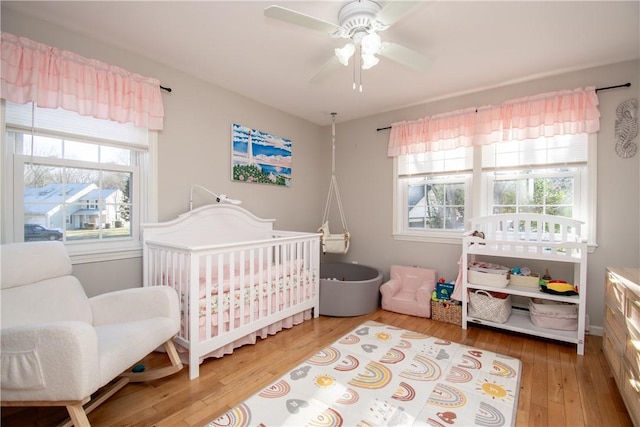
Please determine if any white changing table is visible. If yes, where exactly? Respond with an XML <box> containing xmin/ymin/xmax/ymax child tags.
<box><xmin>461</xmin><ymin>214</ymin><xmax>588</xmax><ymax>354</ymax></box>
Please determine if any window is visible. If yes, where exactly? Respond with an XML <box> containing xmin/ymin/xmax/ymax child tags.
<box><xmin>394</xmin><ymin>147</ymin><xmax>473</xmax><ymax>242</ymax></box>
<box><xmin>2</xmin><ymin>101</ymin><xmax>158</xmax><ymax>262</ymax></box>
<box><xmin>393</xmin><ymin>133</ymin><xmax>596</xmax><ymax>245</ymax></box>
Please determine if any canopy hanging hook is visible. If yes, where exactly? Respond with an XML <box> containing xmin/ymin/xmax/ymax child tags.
<box><xmin>331</xmin><ymin>112</ymin><xmax>337</xmax><ymax>175</ymax></box>
<box><xmin>319</xmin><ymin>112</ymin><xmax>350</xmax><ymax>254</ymax></box>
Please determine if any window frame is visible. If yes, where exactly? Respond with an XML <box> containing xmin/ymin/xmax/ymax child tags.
<box><xmin>393</xmin><ymin>167</ymin><xmax>472</xmax><ymax>243</ymax></box>
<box><xmin>1</xmin><ymin>100</ymin><xmax>159</xmax><ymax>264</ymax></box>
<box><xmin>393</xmin><ymin>134</ymin><xmax>597</xmax><ymax>249</ymax></box>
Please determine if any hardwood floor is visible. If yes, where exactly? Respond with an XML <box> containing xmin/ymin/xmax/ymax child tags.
<box><xmin>1</xmin><ymin>309</ymin><xmax>633</xmax><ymax>426</ymax></box>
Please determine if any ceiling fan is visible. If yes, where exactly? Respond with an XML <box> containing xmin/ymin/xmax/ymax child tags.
<box><xmin>264</xmin><ymin>0</ymin><xmax>431</xmax><ymax>85</ymax></box>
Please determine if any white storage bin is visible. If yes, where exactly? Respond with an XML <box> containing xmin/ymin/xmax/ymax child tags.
<box><xmin>469</xmin><ymin>261</ymin><xmax>510</xmax><ymax>274</ymax></box>
<box><xmin>468</xmin><ymin>261</ymin><xmax>510</xmax><ymax>288</ymax></box>
<box><xmin>509</xmin><ymin>274</ymin><xmax>540</xmax><ymax>288</ymax></box>
<box><xmin>529</xmin><ymin>298</ymin><xmax>578</xmax><ymax>331</ymax></box>
<box><xmin>468</xmin><ymin>270</ymin><xmax>509</xmax><ymax>288</ymax></box>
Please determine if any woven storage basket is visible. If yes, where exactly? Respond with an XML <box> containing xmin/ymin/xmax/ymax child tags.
<box><xmin>431</xmin><ymin>301</ymin><xmax>462</xmax><ymax>326</ymax></box>
<box><xmin>467</xmin><ymin>290</ymin><xmax>512</xmax><ymax>323</ymax></box>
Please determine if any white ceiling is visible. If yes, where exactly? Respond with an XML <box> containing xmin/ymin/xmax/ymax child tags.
<box><xmin>4</xmin><ymin>1</ymin><xmax>640</xmax><ymax>126</ymax></box>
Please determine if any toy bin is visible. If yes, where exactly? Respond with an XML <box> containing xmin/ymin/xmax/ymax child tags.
<box><xmin>528</xmin><ymin>298</ymin><xmax>578</xmax><ymax>330</ymax></box>
<box><xmin>431</xmin><ymin>300</ymin><xmax>462</xmax><ymax>326</ymax></box>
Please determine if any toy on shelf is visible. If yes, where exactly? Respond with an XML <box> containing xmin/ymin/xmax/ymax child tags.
<box><xmin>433</xmin><ymin>277</ymin><xmax>458</xmax><ymax>302</ymax></box>
<box><xmin>540</xmin><ymin>280</ymin><xmax>579</xmax><ymax>296</ymax></box>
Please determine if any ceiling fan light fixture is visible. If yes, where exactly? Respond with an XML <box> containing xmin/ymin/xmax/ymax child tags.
<box><xmin>361</xmin><ymin>53</ymin><xmax>379</xmax><ymax>70</ymax></box>
<box><xmin>335</xmin><ymin>42</ymin><xmax>355</xmax><ymax>66</ymax></box>
<box><xmin>361</xmin><ymin>31</ymin><xmax>382</xmax><ymax>55</ymax></box>
<box><xmin>264</xmin><ymin>1</ymin><xmax>432</xmax><ymax>85</ymax></box>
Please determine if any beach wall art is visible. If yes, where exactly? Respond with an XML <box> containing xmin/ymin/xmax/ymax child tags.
<box><xmin>231</xmin><ymin>123</ymin><xmax>292</xmax><ymax>187</ymax></box>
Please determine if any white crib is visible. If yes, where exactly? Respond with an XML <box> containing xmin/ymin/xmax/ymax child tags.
<box><xmin>142</xmin><ymin>204</ymin><xmax>320</xmax><ymax>379</ymax></box>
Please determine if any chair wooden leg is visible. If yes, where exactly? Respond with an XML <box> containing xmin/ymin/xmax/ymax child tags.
<box><xmin>64</xmin><ymin>403</ymin><xmax>91</xmax><ymax>427</ymax></box>
<box><xmin>58</xmin><ymin>378</ymin><xmax>130</xmax><ymax>427</ymax></box>
<box><xmin>82</xmin><ymin>378</ymin><xmax>130</xmax><ymax>418</ymax></box>
<box><xmin>120</xmin><ymin>339</ymin><xmax>184</xmax><ymax>383</ymax></box>
<box><xmin>3</xmin><ymin>398</ymin><xmax>93</xmax><ymax>427</ymax></box>
<box><xmin>164</xmin><ymin>338</ymin><xmax>183</xmax><ymax>368</ymax></box>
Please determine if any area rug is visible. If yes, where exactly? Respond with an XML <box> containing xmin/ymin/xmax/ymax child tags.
<box><xmin>208</xmin><ymin>320</ymin><xmax>521</xmax><ymax>426</ymax></box>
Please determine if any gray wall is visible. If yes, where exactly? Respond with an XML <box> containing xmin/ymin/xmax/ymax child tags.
<box><xmin>328</xmin><ymin>60</ymin><xmax>640</xmax><ymax>331</ymax></box>
<box><xmin>3</xmin><ymin>7</ymin><xmax>639</xmax><ymax>331</ymax></box>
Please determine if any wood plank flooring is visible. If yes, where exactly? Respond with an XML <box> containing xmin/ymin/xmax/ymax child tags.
<box><xmin>1</xmin><ymin>309</ymin><xmax>633</xmax><ymax>426</ymax></box>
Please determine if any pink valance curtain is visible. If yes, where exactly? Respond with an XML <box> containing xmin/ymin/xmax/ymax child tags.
<box><xmin>388</xmin><ymin>86</ymin><xmax>600</xmax><ymax>157</ymax></box>
<box><xmin>1</xmin><ymin>32</ymin><xmax>164</xmax><ymax>130</ymax></box>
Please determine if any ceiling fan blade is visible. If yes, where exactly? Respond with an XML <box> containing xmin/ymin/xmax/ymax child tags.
<box><xmin>309</xmin><ymin>56</ymin><xmax>343</xmax><ymax>84</ymax></box>
<box><xmin>264</xmin><ymin>5</ymin><xmax>341</xmax><ymax>34</ymax></box>
<box><xmin>379</xmin><ymin>42</ymin><xmax>432</xmax><ymax>71</ymax></box>
<box><xmin>375</xmin><ymin>1</ymin><xmax>424</xmax><ymax>27</ymax></box>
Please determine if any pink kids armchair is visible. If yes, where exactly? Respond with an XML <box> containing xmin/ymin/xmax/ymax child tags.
<box><xmin>380</xmin><ymin>265</ymin><xmax>437</xmax><ymax>318</ymax></box>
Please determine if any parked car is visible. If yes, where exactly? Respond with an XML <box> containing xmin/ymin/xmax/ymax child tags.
<box><xmin>24</xmin><ymin>224</ymin><xmax>63</xmax><ymax>241</ymax></box>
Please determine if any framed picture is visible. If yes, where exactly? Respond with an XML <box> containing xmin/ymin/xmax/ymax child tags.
<box><xmin>231</xmin><ymin>123</ymin><xmax>292</xmax><ymax>187</ymax></box>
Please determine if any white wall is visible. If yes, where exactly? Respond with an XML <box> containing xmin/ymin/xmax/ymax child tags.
<box><xmin>329</xmin><ymin>60</ymin><xmax>640</xmax><ymax>331</ymax></box>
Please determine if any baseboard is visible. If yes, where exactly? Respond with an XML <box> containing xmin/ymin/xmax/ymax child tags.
<box><xmin>588</xmin><ymin>325</ymin><xmax>603</xmax><ymax>336</ymax></box>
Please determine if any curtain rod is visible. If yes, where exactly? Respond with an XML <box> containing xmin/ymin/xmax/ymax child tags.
<box><xmin>160</xmin><ymin>85</ymin><xmax>172</xmax><ymax>93</ymax></box>
<box><xmin>375</xmin><ymin>82</ymin><xmax>632</xmax><ymax>132</ymax></box>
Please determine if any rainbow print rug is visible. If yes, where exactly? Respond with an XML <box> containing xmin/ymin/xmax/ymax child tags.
<box><xmin>208</xmin><ymin>321</ymin><xmax>521</xmax><ymax>426</ymax></box>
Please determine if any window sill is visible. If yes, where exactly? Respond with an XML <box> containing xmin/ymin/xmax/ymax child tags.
<box><xmin>66</xmin><ymin>244</ymin><xmax>142</xmax><ymax>264</ymax></box>
<box><xmin>393</xmin><ymin>232</ymin><xmax>598</xmax><ymax>253</ymax></box>
<box><xmin>392</xmin><ymin>231</ymin><xmax>464</xmax><ymax>245</ymax></box>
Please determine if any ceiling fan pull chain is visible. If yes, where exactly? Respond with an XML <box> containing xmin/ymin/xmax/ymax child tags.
<box><xmin>359</xmin><ymin>53</ymin><xmax>363</xmax><ymax>92</ymax></box>
<box><xmin>352</xmin><ymin>54</ymin><xmax>356</xmax><ymax>90</ymax></box>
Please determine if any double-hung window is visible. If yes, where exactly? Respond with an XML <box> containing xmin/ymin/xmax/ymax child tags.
<box><xmin>394</xmin><ymin>134</ymin><xmax>595</xmax><ymax>245</ymax></box>
<box><xmin>394</xmin><ymin>146</ymin><xmax>473</xmax><ymax>242</ymax></box>
<box><xmin>1</xmin><ymin>32</ymin><xmax>163</xmax><ymax>262</ymax></box>
<box><xmin>482</xmin><ymin>133</ymin><xmax>591</xmax><ymax>218</ymax></box>
<box><xmin>2</xmin><ymin>101</ymin><xmax>158</xmax><ymax>262</ymax></box>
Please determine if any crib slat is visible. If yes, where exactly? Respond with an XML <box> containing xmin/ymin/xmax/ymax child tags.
<box><xmin>248</xmin><ymin>249</ymin><xmax>254</xmax><ymax>325</ymax></box>
<box><xmin>204</xmin><ymin>255</ymin><xmax>212</xmax><ymax>342</ymax></box>
<box><xmin>216</xmin><ymin>252</ymin><xmax>225</xmax><ymax>337</ymax></box>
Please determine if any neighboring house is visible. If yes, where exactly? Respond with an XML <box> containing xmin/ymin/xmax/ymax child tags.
<box><xmin>24</xmin><ymin>183</ymin><xmax>124</xmax><ymax>230</ymax></box>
